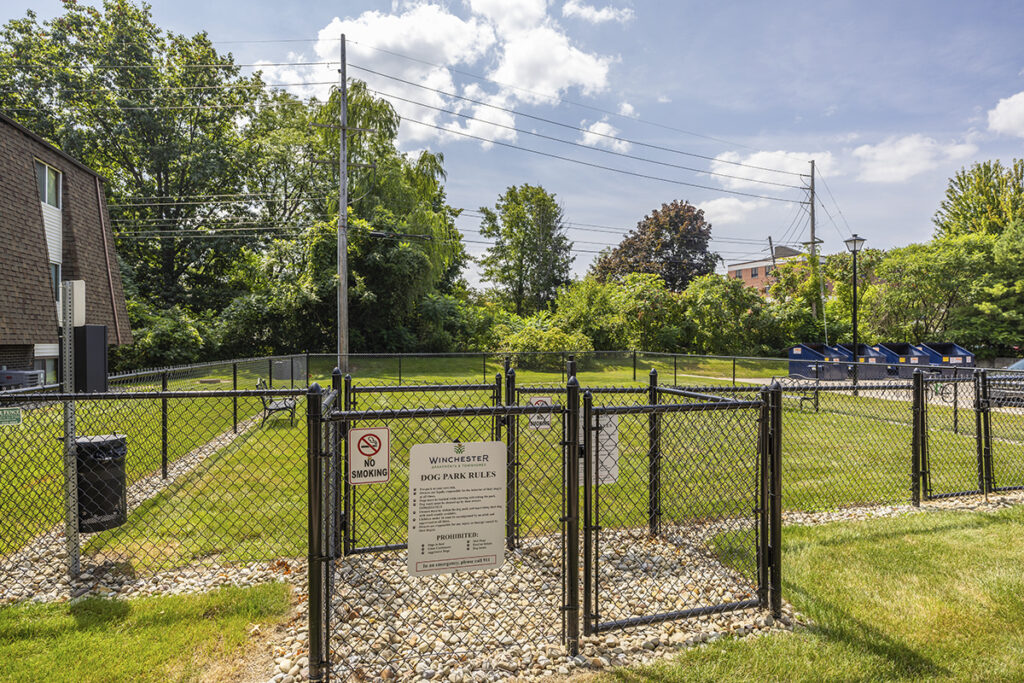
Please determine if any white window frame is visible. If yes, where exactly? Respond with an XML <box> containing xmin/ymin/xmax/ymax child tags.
<box><xmin>34</xmin><ymin>159</ymin><xmax>62</xmax><ymax>209</ymax></box>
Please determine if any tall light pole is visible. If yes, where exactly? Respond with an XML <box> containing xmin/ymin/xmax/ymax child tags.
<box><xmin>844</xmin><ymin>234</ymin><xmax>866</xmax><ymax>378</ymax></box>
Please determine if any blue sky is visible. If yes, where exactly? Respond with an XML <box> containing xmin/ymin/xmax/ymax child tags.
<box><xmin>9</xmin><ymin>1</ymin><xmax>1024</xmax><ymax>282</ymax></box>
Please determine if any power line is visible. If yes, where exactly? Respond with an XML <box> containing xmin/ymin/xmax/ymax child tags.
<box><xmin>352</xmin><ymin>65</ymin><xmax>806</xmax><ymax>180</ymax></box>
<box><xmin>816</xmin><ymin>172</ymin><xmax>853</xmax><ymax>237</ymax></box>
<box><xmin>3</xmin><ymin>60</ymin><xmax>338</xmax><ymax>70</ymax></box>
<box><xmin>109</xmin><ymin>196</ymin><xmax>332</xmax><ymax>209</ymax></box>
<box><xmin>402</xmin><ymin>116</ymin><xmax>805</xmax><ymax>205</ymax></box>
<box><xmin>348</xmin><ymin>39</ymin><xmax>764</xmax><ymax>152</ymax></box>
<box><xmin>366</xmin><ymin>86</ymin><xmax>803</xmax><ymax>190</ymax></box>
<box><xmin>0</xmin><ymin>80</ymin><xmax>333</xmax><ymax>96</ymax></box>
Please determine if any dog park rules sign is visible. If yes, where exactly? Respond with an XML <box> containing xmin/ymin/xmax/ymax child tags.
<box><xmin>348</xmin><ymin>427</ymin><xmax>390</xmax><ymax>485</ymax></box>
<box><xmin>407</xmin><ymin>441</ymin><xmax>505</xmax><ymax>577</ymax></box>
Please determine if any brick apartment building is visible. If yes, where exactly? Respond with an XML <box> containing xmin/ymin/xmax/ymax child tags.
<box><xmin>726</xmin><ymin>245</ymin><xmax>823</xmax><ymax>295</ymax></box>
<box><xmin>0</xmin><ymin>112</ymin><xmax>131</xmax><ymax>382</ymax></box>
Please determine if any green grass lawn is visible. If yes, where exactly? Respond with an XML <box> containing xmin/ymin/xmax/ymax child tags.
<box><xmin>611</xmin><ymin>505</ymin><xmax>1024</xmax><ymax>682</ymax></box>
<box><xmin>0</xmin><ymin>582</ymin><xmax>291</xmax><ymax>683</ymax></box>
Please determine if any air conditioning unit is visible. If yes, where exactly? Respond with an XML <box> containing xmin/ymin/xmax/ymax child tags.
<box><xmin>0</xmin><ymin>368</ymin><xmax>45</xmax><ymax>388</ymax></box>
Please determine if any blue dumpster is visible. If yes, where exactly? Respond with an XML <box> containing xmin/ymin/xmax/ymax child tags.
<box><xmin>837</xmin><ymin>343</ymin><xmax>889</xmax><ymax>380</ymax></box>
<box><xmin>788</xmin><ymin>344</ymin><xmax>847</xmax><ymax>380</ymax></box>
<box><xmin>916</xmin><ymin>343</ymin><xmax>975</xmax><ymax>377</ymax></box>
<box><xmin>873</xmin><ymin>343</ymin><xmax>929</xmax><ymax>379</ymax></box>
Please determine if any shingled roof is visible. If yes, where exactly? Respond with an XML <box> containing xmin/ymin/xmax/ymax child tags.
<box><xmin>0</xmin><ymin>113</ymin><xmax>131</xmax><ymax>346</ymax></box>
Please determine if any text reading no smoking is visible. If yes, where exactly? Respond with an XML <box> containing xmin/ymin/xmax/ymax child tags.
<box><xmin>348</xmin><ymin>427</ymin><xmax>390</xmax><ymax>485</ymax></box>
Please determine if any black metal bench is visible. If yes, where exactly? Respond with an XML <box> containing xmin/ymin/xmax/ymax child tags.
<box><xmin>256</xmin><ymin>377</ymin><xmax>296</xmax><ymax>427</ymax></box>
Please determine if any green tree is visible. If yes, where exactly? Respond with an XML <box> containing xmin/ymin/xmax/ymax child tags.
<box><xmin>550</xmin><ymin>277</ymin><xmax>625</xmax><ymax>350</ymax></box>
<box><xmin>0</xmin><ymin>0</ymin><xmax>264</xmax><ymax>311</ymax></box>
<box><xmin>478</xmin><ymin>184</ymin><xmax>574</xmax><ymax>316</ymax></box>
<box><xmin>859</xmin><ymin>239</ymin><xmax>990</xmax><ymax>343</ymax></box>
<box><xmin>934</xmin><ymin>160</ymin><xmax>1024</xmax><ymax>238</ymax></box>
<box><xmin>679</xmin><ymin>274</ymin><xmax>782</xmax><ymax>355</ymax></box>
<box><xmin>591</xmin><ymin>200</ymin><xmax>718</xmax><ymax>291</ymax></box>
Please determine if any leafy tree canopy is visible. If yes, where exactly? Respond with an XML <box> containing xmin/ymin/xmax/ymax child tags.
<box><xmin>934</xmin><ymin>159</ymin><xmax>1024</xmax><ymax>238</ymax></box>
<box><xmin>591</xmin><ymin>200</ymin><xmax>718</xmax><ymax>291</ymax></box>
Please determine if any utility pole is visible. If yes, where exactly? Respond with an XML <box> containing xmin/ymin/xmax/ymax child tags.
<box><xmin>768</xmin><ymin>236</ymin><xmax>777</xmax><ymax>271</ymax></box>
<box><xmin>338</xmin><ymin>34</ymin><xmax>349</xmax><ymax>373</ymax></box>
<box><xmin>808</xmin><ymin>160</ymin><xmax>817</xmax><ymax>318</ymax></box>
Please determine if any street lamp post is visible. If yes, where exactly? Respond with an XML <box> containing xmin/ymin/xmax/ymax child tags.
<box><xmin>844</xmin><ymin>234</ymin><xmax>866</xmax><ymax>389</ymax></box>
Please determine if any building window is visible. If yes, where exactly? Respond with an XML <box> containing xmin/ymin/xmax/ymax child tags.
<box><xmin>734</xmin><ymin>269</ymin><xmax>743</xmax><ymax>278</ymax></box>
<box><xmin>33</xmin><ymin>358</ymin><xmax>58</xmax><ymax>385</ymax></box>
<box><xmin>50</xmin><ymin>263</ymin><xmax>61</xmax><ymax>301</ymax></box>
<box><xmin>751</xmin><ymin>267</ymin><xmax>759</xmax><ymax>277</ymax></box>
<box><xmin>35</xmin><ymin>160</ymin><xmax>61</xmax><ymax>208</ymax></box>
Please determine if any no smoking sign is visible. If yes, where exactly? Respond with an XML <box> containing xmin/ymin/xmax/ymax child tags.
<box><xmin>348</xmin><ymin>427</ymin><xmax>391</xmax><ymax>484</ymax></box>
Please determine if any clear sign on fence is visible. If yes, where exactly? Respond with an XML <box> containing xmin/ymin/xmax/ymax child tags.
<box><xmin>408</xmin><ymin>441</ymin><xmax>505</xmax><ymax>577</ymax></box>
<box><xmin>348</xmin><ymin>427</ymin><xmax>390</xmax><ymax>485</ymax></box>
<box><xmin>580</xmin><ymin>415</ymin><xmax>619</xmax><ymax>485</ymax></box>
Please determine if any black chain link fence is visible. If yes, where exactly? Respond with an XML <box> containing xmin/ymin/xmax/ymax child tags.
<box><xmin>0</xmin><ymin>387</ymin><xmax>309</xmax><ymax>605</ymax></box>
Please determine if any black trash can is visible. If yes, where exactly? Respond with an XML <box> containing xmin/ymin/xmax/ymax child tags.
<box><xmin>76</xmin><ymin>434</ymin><xmax>127</xmax><ymax>533</ymax></box>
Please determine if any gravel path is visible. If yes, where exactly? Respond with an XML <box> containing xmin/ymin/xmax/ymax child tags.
<box><xmin>0</xmin><ymin>414</ymin><xmax>262</xmax><ymax>605</ymax></box>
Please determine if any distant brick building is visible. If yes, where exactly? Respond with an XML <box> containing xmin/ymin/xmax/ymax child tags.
<box><xmin>726</xmin><ymin>245</ymin><xmax>821</xmax><ymax>295</ymax></box>
<box><xmin>0</xmin><ymin>112</ymin><xmax>131</xmax><ymax>382</ymax></box>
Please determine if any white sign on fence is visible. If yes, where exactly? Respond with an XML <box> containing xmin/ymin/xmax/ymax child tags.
<box><xmin>527</xmin><ymin>396</ymin><xmax>554</xmax><ymax>429</ymax></box>
<box><xmin>579</xmin><ymin>414</ymin><xmax>619</xmax><ymax>485</ymax></box>
<box><xmin>408</xmin><ymin>441</ymin><xmax>506</xmax><ymax>577</ymax></box>
<box><xmin>348</xmin><ymin>427</ymin><xmax>391</xmax><ymax>485</ymax></box>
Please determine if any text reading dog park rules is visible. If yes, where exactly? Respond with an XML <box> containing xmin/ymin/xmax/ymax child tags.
<box><xmin>408</xmin><ymin>442</ymin><xmax>505</xmax><ymax>577</ymax></box>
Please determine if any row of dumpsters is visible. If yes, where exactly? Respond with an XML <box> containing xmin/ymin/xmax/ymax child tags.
<box><xmin>788</xmin><ymin>342</ymin><xmax>975</xmax><ymax>380</ymax></box>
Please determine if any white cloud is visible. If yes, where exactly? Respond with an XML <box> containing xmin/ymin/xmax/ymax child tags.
<box><xmin>852</xmin><ymin>135</ymin><xmax>977</xmax><ymax>183</ymax></box>
<box><xmin>488</xmin><ymin>25</ymin><xmax>613</xmax><ymax>104</ymax></box>
<box><xmin>579</xmin><ymin>118</ymin><xmax>630</xmax><ymax>152</ymax></box>
<box><xmin>468</xmin><ymin>0</ymin><xmax>548</xmax><ymax>34</ymax></box>
<box><xmin>656</xmin><ymin>94</ymin><xmax>671</xmax><ymax>103</ymax></box>
<box><xmin>696</xmin><ymin>198</ymin><xmax>766</xmax><ymax>226</ymax></box>
<box><xmin>710</xmin><ymin>150</ymin><xmax>837</xmax><ymax>190</ymax></box>
<box><xmin>562</xmin><ymin>0</ymin><xmax>635</xmax><ymax>24</ymax></box>
<box><xmin>443</xmin><ymin>84</ymin><xmax>518</xmax><ymax>148</ymax></box>
<box><xmin>987</xmin><ymin>91</ymin><xmax>1024</xmax><ymax>138</ymax></box>
<box><xmin>618</xmin><ymin>101</ymin><xmax>636</xmax><ymax>117</ymax></box>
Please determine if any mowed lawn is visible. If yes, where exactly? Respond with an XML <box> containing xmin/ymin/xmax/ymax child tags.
<box><xmin>612</xmin><ymin>505</ymin><xmax>1024</xmax><ymax>682</ymax></box>
<box><xmin>0</xmin><ymin>583</ymin><xmax>291</xmax><ymax>683</ymax></box>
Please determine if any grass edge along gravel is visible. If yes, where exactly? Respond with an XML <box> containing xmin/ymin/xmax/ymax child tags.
<box><xmin>608</xmin><ymin>505</ymin><xmax>1024</xmax><ymax>682</ymax></box>
<box><xmin>0</xmin><ymin>582</ymin><xmax>292</xmax><ymax>683</ymax></box>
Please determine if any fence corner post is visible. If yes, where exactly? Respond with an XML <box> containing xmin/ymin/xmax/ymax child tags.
<box><xmin>648</xmin><ymin>368</ymin><xmax>661</xmax><ymax>536</ymax></box>
<box><xmin>565</xmin><ymin>375</ymin><xmax>581</xmax><ymax>655</ymax></box>
<box><xmin>769</xmin><ymin>381</ymin><xmax>783</xmax><ymax>619</ymax></box>
<box><xmin>911</xmin><ymin>370</ymin><xmax>923</xmax><ymax>507</ymax></box>
<box><xmin>757</xmin><ymin>385</ymin><xmax>771</xmax><ymax>607</ymax></box>
<box><xmin>307</xmin><ymin>382</ymin><xmax>325</xmax><ymax>683</ymax></box>
<box><xmin>582</xmin><ymin>389</ymin><xmax>594</xmax><ymax>637</ymax></box>
<box><xmin>980</xmin><ymin>369</ymin><xmax>993</xmax><ymax>496</ymax></box>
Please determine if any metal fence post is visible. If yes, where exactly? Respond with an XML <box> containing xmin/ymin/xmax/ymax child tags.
<box><xmin>648</xmin><ymin>369</ymin><xmax>661</xmax><ymax>536</ymax></box>
<box><xmin>505</xmin><ymin>368</ymin><xmax>517</xmax><ymax>550</ymax></box>
<box><xmin>161</xmin><ymin>371</ymin><xmax>169</xmax><ymax>479</ymax></box>
<box><xmin>582</xmin><ymin>390</ymin><xmax>594</xmax><ymax>636</ymax></box>
<box><xmin>757</xmin><ymin>386</ymin><xmax>770</xmax><ymax>607</ymax></box>
<box><xmin>398</xmin><ymin>355</ymin><xmax>403</xmax><ymax>386</ymax></box>
<box><xmin>673</xmin><ymin>355</ymin><xmax>677</xmax><ymax>386</ymax></box>
<box><xmin>567</xmin><ymin>355</ymin><xmax>577</xmax><ymax>381</ymax></box>
<box><xmin>343</xmin><ymin>373</ymin><xmax>353</xmax><ymax>557</ymax></box>
<box><xmin>331</xmin><ymin>368</ymin><xmax>344</xmax><ymax>560</ymax></box>
<box><xmin>633</xmin><ymin>350</ymin><xmax>637</xmax><ymax>382</ymax></box>
<box><xmin>769</xmin><ymin>382</ymin><xmax>783</xmax><ymax>619</ymax></box>
<box><xmin>980</xmin><ymin>370</ymin><xmax>994</xmax><ymax>495</ymax></box>
<box><xmin>565</xmin><ymin>376</ymin><xmax>581</xmax><ymax>655</ymax></box>
<box><xmin>60</xmin><ymin>281</ymin><xmax>80</xmax><ymax>579</ymax></box>
<box><xmin>306</xmin><ymin>383</ymin><xmax>324</xmax><ymax>683</ymax></box>
<box><xmin>306</xmin><ymin>351</ymin><xmax>311</xmax><ymax>387</ymax></box>
<box><xmin>732</xmin><ymin>357</ymin><xmax>737</xmax><ymax>386</ymax></box>
<box><xmin>493</xmin><ymin>372</ymin><xmax>503</xmax><ymax>441</ymax></box>
<box><xmin>268</xmin><ymin>358</ymin><xmax>274</xmax><ymax>388</ymax></box>
<box><xmin>290</xmin><ymin>356</ymin><xmax>295</xmax><ymax>390</ymax></box>
<box><xmin>483</xmin><ymin>353</ymin><xmax>488</xmax><ymax>383</ymax></box>
<box><xmin>232</xmin><ymin>362</ymin><xmax>238</xmax><ymax>434</ymax></box>
<box><xmin>911</xmin><ymin>370</ymin><xmax>923</xmax><ymax>507</ymax></box>
<box><xmin>953</xmin><ymin>367</ymin><xmax>960</xmax><ymax>434</ymax></box>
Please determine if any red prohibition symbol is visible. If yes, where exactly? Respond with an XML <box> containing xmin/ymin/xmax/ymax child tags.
<box><xmin>357</xmin><ymin>433</ymin><xmax>382</xmax><ymax>457</ymax></box>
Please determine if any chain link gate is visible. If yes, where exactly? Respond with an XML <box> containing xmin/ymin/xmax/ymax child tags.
<box><xmin>581</xmin><ymin>380</ymin><xmax>782</xmax><ymax>636</ymax></box>
<box><xmin>918</xmin><ymin>370</ymin><xmax>986</xmax><ymax>500</ymax></box>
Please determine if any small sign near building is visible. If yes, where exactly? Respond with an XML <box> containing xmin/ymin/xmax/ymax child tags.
<box><xmin>408</xmin><ymin>441</ymin><xmax>505</xmax><ymax>577</ymax></box>
<box><xmin>348</xmin><ymin>427</ymin><xmax>390</xmax><ymax>485</ymax></box>
<box><xmin>0</xmin><ymin>407</ymin><xmax>22</xmax><ymax>427</ymax></box>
